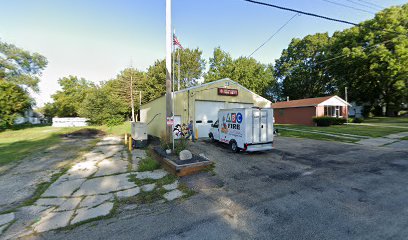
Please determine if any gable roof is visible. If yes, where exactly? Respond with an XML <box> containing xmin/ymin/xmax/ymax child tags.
<box><xmin>272</xmin><ymin>96</ymin><xmax>346</xmax><ymax>109</ymax></box>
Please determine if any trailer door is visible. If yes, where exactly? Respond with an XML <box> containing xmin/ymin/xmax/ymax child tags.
<box><xmin>260</xmin><ymin>110</ymin><xmax>268</xmax><ymax>142</ymax></box>
<box><xmin>252</xmin><ymin>109</ymin><xmax>260</xmax><ymax>143</ymax></box>
<box><xmin>252</xmin><ymin>109</ymin><xmax>269</xmax><ymax>143</ymax></box>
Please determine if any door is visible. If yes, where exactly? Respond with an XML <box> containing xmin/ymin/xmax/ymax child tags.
<box><xmin>252</xmin><ymin>110</ymin><xmax>260</xmax><ymax>143</ymax></box>
<box><xmin>252</xmin><ymin>109</ymin><xmax>269</xmax><ymax>143</ymax></box>
<box><xmin>195</xmin><ymin>101</ymin><xmax>225</xmax><ymax>138</ymax></box>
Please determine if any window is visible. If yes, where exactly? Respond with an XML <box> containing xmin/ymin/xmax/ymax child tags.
<box><xmin>324</xmin><ymin>106</ymin><xmax>343</xmax><ymax>117</ymax></box>
<box><xmin>196</xmin><ymin>120</ymin><xmax>202</xmax><ymax>123</ymax></box>
<box><xmin>207</xmin><ymin>120</ymin><xmax>213</xmax><ymax>123</ymax></box>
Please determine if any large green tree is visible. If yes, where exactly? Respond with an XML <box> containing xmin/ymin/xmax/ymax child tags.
<box><xmin>78</xmin><ymin>81</ymin><xmax>129</xmax><ymax>125</ymax></box>
<box><xmin>327</xmin><ymin>4</ymin><xmax>408</xmax><ymax>115</ymax></box>
<box><xmin>274</xmin><ymin>33</ymin><xmax>332</xmax><ymax>100</ymax></box>
<box><xmin>205</xmin><ymin>47</ymin><xmax>275</xmax><ymax>98</ymax></box>
<box><xmin>51</xmin><ymin>76</ymin><xmax>94</xmax><ymax>117</ymax></box>
<box><xmin>0</xmin><ymin>80</ymin><xmax>31</xmax><ymax>129</ymax></box>
<box><xmin>0</xmin><ymin>40</ymin><xmax>47</xmax><ymax>92</ymax></box>
<box><xmin>173</xmin><ymin>48</ymin><xmax>206</xmax><ymax>89</ymax></box>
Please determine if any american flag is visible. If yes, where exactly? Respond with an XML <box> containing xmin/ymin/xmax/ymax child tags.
<box><xmin>173</xmin><ymin>34</ymin><xmax>184</xmax><ymax>50</ymax></box>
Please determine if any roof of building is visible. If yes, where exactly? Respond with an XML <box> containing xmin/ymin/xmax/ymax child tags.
<box><xmin>272</xmin><ymin>95</ymin><xmax>350</xmax><ymax>109</ymax></box>
<box><xmin>142</xmin><ymin>78</ymin><xmax>272</xmax><ymax>106</ymax></box>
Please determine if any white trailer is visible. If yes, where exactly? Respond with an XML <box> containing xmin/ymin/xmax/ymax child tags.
<box><xmin>208</xmin><ymin>108</ymin><xmax>274</xmax><ymax>152</ymax></box>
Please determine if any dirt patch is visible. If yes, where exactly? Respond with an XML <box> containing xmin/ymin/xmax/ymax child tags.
<box><xmin>62</xmin><ymin>128</ymin><xmax>105</xmax><ymax>139</ymax></box>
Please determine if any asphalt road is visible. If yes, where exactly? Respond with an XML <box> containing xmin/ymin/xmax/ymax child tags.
<box><xmin>38</xmin><ymin>137</ymin><xmax>408</xmax><ymax>240</ymax></box>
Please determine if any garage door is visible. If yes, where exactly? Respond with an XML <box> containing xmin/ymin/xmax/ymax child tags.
<box><xmin>194</xmin><ymin>101</ymin><xmax>253</xmax><ymax>138</ymax></box>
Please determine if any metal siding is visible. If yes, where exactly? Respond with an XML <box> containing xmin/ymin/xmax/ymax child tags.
<box><xmin>140</xmin><ymin>79</ymin><xmax>273</xmax><ymax>137</ymax></box>
<box><xmin>140</xmin><ymin>96</ymin><xmax>166</xmax><ymax>137</ymax></box>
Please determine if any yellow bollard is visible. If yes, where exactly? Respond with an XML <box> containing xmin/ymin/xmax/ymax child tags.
<box><xmin>124</xmin><ymin>133</ymin><xmax>128</xmax><ymax>145</ymax></box>
<box><xmin>128</xmin><ymin>136</ymin><xmax>132</xmax><ymax>151</ymax></box>
<box><xmin>195</xmin><ymin>129</ymin><xmax>198</xmax><ymax>140</ymax></box>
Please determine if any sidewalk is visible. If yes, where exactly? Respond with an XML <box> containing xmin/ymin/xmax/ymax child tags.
<box><xmin>0</xmin><ymin>136</ymin><xmax>184</xmax><ymax>239</ymax></box>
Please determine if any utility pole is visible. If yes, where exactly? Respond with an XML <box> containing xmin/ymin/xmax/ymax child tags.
<box><xmin>130</xmin><ymin>71</ymin><xmax>135</xmax><ymax>122</ymax></box>
<box><xmin>165</xmin><ymin>0</ymin><xmax>173</xmax><ymax>141</ymax></box>
<box><xmin>345</xmin><ymin>87</ymin><xmax>348</xmax><ymax>124</ymax></box>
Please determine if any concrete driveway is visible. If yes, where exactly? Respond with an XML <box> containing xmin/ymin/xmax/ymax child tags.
<box><xmin>38</xmin><ymin>137</ymin><xmax>408</xmax><ymax>240</ymax></box>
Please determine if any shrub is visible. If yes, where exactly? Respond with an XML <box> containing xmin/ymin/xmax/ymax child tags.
<box><xmin>106</xmin><ymin>116</ymin><xmax>124</xmax><ymax>127</ymax></box>
<box><xmin>160</xmin><ymin>132</ymin><xmax>171</xmax><ymax>150</ymax></box>
<box><xmin>313</xmin><ymin>117</ymin><xmax>346</xmax><ymax>126</ymax></box>
<box><xmin>138</xmin><ymin>157</ymin><xmax>160</xmax><ymax>172</ymax></box>
<box><xmin>353</xmin><ymin>117</ymin><xmax>364</xmax><ymax>123</ymax></box>
<box><xmin>174</xmin><ymin>138</ymin><xmax>189</xmax><ymax>155</ymax></box>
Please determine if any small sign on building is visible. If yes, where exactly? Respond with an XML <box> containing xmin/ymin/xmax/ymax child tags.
<box><xmin>218</xmin><ymin>88</ymin><xmax>238</xmax><ymax>96</ymax></box>
<box><xmin>166</xmin><ymin>117</ymin><xmax>174</xmax><ymax>126</ymax></box>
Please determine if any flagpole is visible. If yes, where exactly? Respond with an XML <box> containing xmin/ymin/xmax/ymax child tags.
<box><xmin>172</xmin><ymin>29</ymin><xmax>175</xmax><ymax>151</ymax></box>
<box><xmin>165</xmin><ymin>0</ymin><xmax>172</xmax><ymax>148</ymax></box>
<box><xmin>177</xmin><ymin>51</ymin><xmax>181</xmax><ymax>91</ymax></box>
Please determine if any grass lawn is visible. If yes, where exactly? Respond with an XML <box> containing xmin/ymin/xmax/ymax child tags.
<box><xmin>0</xmin><ymin>122</ymin><xmax>131</xmax><ymax>166</ymax></box>
<box><xmin>278</xmin><ymin>128</ymin><xmax>358</xmax><ymax>143</ymax></box>
<box><xmin>363</xmin><ymin>117</ymin><xmax>408</xmax><ymax>127</ymax></box>
<box><xmin>276</xmin><ymin>117</ymin><xmax>408</xmax><ymax>141</ymax></box>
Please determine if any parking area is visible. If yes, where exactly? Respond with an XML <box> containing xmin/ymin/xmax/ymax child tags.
<box><xmin>39</xmin><ymin>136</ymin><xmax>408</xmax><ymax>240</ymax></box>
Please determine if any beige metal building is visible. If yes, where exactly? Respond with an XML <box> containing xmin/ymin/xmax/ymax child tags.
<box><xmin>140</xmin><ymin>78</ymin><xmax>272</xmax><ymax>138</ymax></box>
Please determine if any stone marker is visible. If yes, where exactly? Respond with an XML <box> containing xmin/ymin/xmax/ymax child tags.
<box><xmin>79</xmin><ymin>194</ymin><xmax>113</xmax><ymax>209</ymax></box>
<box><xmin>71</xmin><ymin>202</ymin><xmax>113</xmax><ymax>224</ymax></box>
<box><xmin>33</xmin><ymin>210</ymin><xmax>74</xmax><ymax>233</ymax></box>
<box><xmin>179</xmin><ymin>150</ymin><xmax>192</xmax><ymax>161</ymax></box>
<box><xmin>141</xmin><ymin>184</ymin><xmax>156</xmax><ymax>192</ymax></box>
<box><xmin>163</xmin><ymin>189</ymin><xmax>184</xmax><ymax>201</ymax></box>
<box><xmin>115</xmin><ymin>187</ymin><xmax>140</xmax><ymax>199</ymax></box>
<box><xmin>163</xmin><ymin>181</ymin><xmax>178</xmax><ymax>191</ymax></box>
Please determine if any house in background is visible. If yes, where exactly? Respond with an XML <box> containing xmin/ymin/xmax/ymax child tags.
<box><xmin>272</xmin><ymin>95</ymin><xmax>351</xmax><ymax>126</ymax></box>
<box><xmin>14</xmin><ymin>108</ymin><xmax>46</xmax><ymax>125</ymax></box>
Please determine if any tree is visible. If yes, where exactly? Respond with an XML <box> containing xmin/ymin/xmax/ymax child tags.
<box><xmin>174</xmin><ymin>48</ymin><xmax>206</xmax><ymax>89</ymax></box>
<box><xmin>0</xmin><ymin>80</ymin><xmax>31</xmax><ymax>129</ymax></box>
<box><xmin>51</xmin><ymin>76</ymin><xmax>94</xmax><ymax>117</ymax></box>
<box><xmin>144</xmin><ymin>59</ymin><xmax>167</xmax><ymax>103</ymax></box>
<box><xmin>205</xmin><ymin>47</ymin><xmax>275</xmax><ymax>98</ymax></box>
<box><xmin>204</xmin><ymin>47</ymin><xmax>234</xmax><ymax>82</ymax></box>
<box><xmin>78</xmin><ymin>82</ymin><xmax>129</xmax><ymax>125</ymax></box>
<box><xmin>111</xmin><ymin>68</ymin><xmax>146</xmax><ymax>117</ymax></box>
<box><xmin>327</xmin><ymin>4</ymin><xmax>408</xmax><ymax>115</ymax></box>
<box><xmin>0</xmin><ymin>40</ymin><xmax>47</xmax><ymax>92</ymax></box>
<box><xmin>274</xmin><ymin>33</ymin><xmax>332</xmax><ymax>100</ymax></box>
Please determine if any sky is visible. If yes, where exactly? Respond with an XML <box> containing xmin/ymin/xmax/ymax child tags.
<box><xmin>0</xmin><ymin>0</ymin><xmax>406</xmax><ymax>107</ymax></box>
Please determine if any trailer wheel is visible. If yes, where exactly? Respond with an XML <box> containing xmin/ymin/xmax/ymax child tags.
<box><xmin>209</xmin><ymin>133</ymin><xmax>215</xmax><ymax>142</ymax></box>
<box><xmin>230</xmin><ymin>140</ymin><xmax>240</xmax><ymax>153</ymax></box>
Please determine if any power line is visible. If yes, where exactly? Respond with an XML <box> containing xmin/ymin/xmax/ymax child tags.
<box><xmin>314</xmin><ymin>37</ymin><xmax>398</xmax><ymax>65</ymax></box>
<box><xmin>244</xmin><ymin>0</ymin><xmax>407</xmax><ymax>36</ymax></box>
<box><xmin>322</xmin><ymin>0</ymin><xmax>375</xmax><ymax>14</ymax></box>
<box><xmin>244</xmin><ymin>0</ymin><xmax>359</xmax><ymax>26</ymax></box>
<box><xmin>249</xmin><ymin>13</ymin><xmax>299</xmax><ymax>57</ymax></box>
<box><xmin>354</xmin><ymin>0</ymin><xmax>384</xmax><ymax>10</ymax></box>
<box><xmin>343</xmin><ymin>0</ymin><xmax>381</xmax><ymax>11</ymax></box>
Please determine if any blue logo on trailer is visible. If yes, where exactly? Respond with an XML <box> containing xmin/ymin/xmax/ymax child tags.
<box><xmin>236</xmin><ymin>113</ymin><xmax>243</xmax><ymax>123</ymax></box>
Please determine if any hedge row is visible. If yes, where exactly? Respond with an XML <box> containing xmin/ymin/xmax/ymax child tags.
<box><xmin>312</xmin><ymin>117</ymin><xmax>347</xmax><ymax>126</ymax></box>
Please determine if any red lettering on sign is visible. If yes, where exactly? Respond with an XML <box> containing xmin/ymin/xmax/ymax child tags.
<box><xmin>218</xmin><ymin>88</ymin><xmax>238</xmax><ymax>96</ymax></box>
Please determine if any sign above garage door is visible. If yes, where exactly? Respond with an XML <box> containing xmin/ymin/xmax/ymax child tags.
<box><xmin>218</xmin><ymin>88</ymin><xmax>238</xmax><ymax>96</ymax></box>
